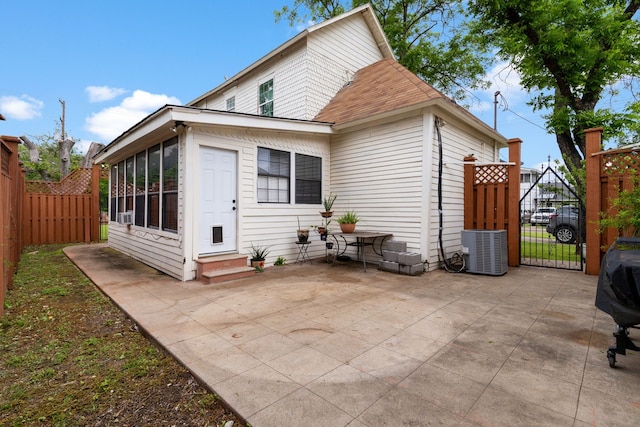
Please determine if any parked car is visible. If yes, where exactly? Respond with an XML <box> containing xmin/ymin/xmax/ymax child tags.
<box><xmin>546</xmin><ymin>205</ymin><xmax>581</xmax><ymax>243</ymax></box>
<box><xmin>530</xmin><ymin>207</ymin><xmax>557</xmax><ymax>226</ymax></box>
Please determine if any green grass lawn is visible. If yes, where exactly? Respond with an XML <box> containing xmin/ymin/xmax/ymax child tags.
<box><xmin>521</xmin><ymin>224</ymin><xmax>553</xmax><ymax>239</ymax></box>
<box><xmin>521</xmin><ymin>240</ymin><xmax>582</xmax><ymax>262</ymax></box>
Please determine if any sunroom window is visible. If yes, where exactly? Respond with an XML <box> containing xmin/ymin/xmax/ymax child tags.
<box><xmin>110</xmin><ymin>137</ymin><xmax>178</xmax><ymax>233</ymax></box>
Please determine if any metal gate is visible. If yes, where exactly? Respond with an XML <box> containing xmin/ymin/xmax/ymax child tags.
<box><xmin>520</xmin><ymin>166</ymin><xmax>583</xmax><ymax>270</ymax></box>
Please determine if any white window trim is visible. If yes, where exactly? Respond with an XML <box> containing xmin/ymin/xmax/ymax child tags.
<box><xmin>257</xmin><ymin>75</ymin><xmax>274</xmax><ymax>116</ymax></box>
<box><xmin>224</xmin><ymin>87</ymin><xmax>237</xmax><ymax>112</ymax></box>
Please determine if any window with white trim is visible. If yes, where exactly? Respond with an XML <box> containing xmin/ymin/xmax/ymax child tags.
<box><xmin>257</xmin><ymin>147</ymin><xmax>289</xmax><ymax>203</ymax></box>
<box><xmin>258</xmin><ymin>79</ymin><xmax>273</xmax><ymax>117</ymax></box>
<box><xmin>226</xmin><ymin>96</ymin><xmax>235</xmax><ymax>112</ymax></box>
<box><xmin>295</xmin><ymin>154</ymin><xmax>321</xmax><ymax>204</ymax></box>
<box><xmin>256</xmin><ymin>148</ymin><xmax>322</xmax><ymax>204</ymax></box>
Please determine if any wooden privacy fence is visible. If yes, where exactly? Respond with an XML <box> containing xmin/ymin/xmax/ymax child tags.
<box><xmin>462</xmin><ymin>127</ymin><xmax>638</xmax><ymax>276</ymax></box>
<box><xmin>1</xmin><ymin>135</ymin><xmax>25</xmax><ymax>317</ymax></box>
<box><xmin>464</xmin><ymin>138</ymin><xmax>522</xmax><ymax>268</ymax></box>
<box><xmin>23</xmin><ymin>166</ymin><xmax>101</xmax><ymax>245</ymax></box>
<box><xmin>585</xmin><ymin>128</ymin><xmax>640</xmax><ymax>275</ymax></box>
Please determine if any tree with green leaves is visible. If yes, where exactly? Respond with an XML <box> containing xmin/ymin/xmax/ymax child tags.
<box><xmin>18</xmin><ymin>130</ymin><xmax>83</xmax><ymax>181</ymax></box>
<box><xmin>277</xmin><ymin>0</ymin><xmax>640</xmax><ymax>202</ymax></box>
<box><xmin>467</xmin><ymin>0</ymin><xmax>640</xmax><ymax>198</ymax></box>
<box><xmin>275</xmin><ymin>0</ymin><xmax>491</xmax><ymax>100</ymax></box>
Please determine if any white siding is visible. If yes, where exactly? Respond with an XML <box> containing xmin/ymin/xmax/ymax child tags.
<box><xmin>306</xmin><ymin>13</ymin><xmax>385</xmax><ymax>119</ymax></box>
<box><xmin>329</xmin><ymin>114</ymin><xmax>425</xmax><ymax>263</ymax></box>
<box><xmin>183</xmin><ymin>126</ymin><xmax>331</xmax><ymax>277</ymax></box>
<box><xmin>108</xmin><ymin>229</ymin><xmax>184</xmax><ymax>279</ymax></box>
<box><xmin>425</xmin><ymin>112</ymin><xmax>501</xmax><ymax>270</ymax></box>
<box><xmin>108</xmin><ymin>136</ymin><xmax>187</xmax><ymax>280</ymax></box>
<box><xmin>192</xmin><ymin>46</ymin><xmax>312</xmax><ymax>120</ymax></box>
<box><xmin>191</xmin><ymin>12</ymin><xmax>384</xmax><ymax>122</ymax></box>
<box><xmin>328</xmin><ymin>110</ymin><xmax>502</xmax><ymax>270</ymax></box>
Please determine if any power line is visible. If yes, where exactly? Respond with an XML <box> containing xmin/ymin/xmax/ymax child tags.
<box><xmin>504</xmin><ymin>106</ymin><xmax>548</xmax><ymax>132</ymax></box>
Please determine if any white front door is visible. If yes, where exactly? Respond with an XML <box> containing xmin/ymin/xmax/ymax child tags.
<box><xmin>199</xmin><ymin>146</ymin><xmax>237</xmax><ymax>255</ymax></box>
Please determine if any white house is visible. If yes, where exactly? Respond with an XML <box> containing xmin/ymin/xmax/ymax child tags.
<box><xmin>95</xmin><ymin>4</ymin><xmax>508</xmax><ymax>281</ymax></box>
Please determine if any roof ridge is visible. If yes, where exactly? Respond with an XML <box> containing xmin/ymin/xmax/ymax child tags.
<box><xmin>387</xmin><ymin>59</ymin><xmax>446</xmax><ymax>100</ymax></box>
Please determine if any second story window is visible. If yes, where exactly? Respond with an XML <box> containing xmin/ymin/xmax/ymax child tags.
<box><xmin>226</xmin><ymin>96</ymin><xmax>235</xmax><ymax>112</ymax></box>
<box><xmin>259</xmin><ymin>79</ymin><xmax>273</xmax><ymax>117</ymax></box>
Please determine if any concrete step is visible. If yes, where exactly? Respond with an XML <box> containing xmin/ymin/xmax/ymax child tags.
<box><xmin>196</xmin><ymin>254</ymin><xmax>249</xmax><ymax>276</ymax></box>
<box><xmin>200</xmin><ymin>266</ymin><xmax>256</xmax><ymax>284</ymax></box>
<box><xmin>196</xmin><ymin>254</ymin><xmax>256</xmax><ymax>284</ymax></box>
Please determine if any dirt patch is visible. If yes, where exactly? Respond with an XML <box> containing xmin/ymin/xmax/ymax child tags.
<box><xmin>566</xmin><ymin>328</ymin><xmax>595</xmax><ymax>346</ymax></box>
<box><xmin>1</xmin><ymin>244</ymin><xmax>246</xmax><ymax>426</ymax></box>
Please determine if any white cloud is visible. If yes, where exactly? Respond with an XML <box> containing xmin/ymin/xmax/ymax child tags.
<box><xmin>85</xmin><ymin>90</ymin><xmax>181</xmax><ymax>142</ymax></box>
<box><xmin>74</xmin><ymin>139</ymin><xmax>94</xmax><ymax>155</ymax></box>
<box><xmin>85</xmin><ymin>85</ymin><xmax>128</xmax><ymax>103</ymax></box>
<box><xmin>296</xmin><ymin>20</ymin><xmax>315</xmax><ymax>32</ymax></box>
<box><xmin>469</xmin><ymin>61</ymin><xmax>528</xmax><ymax>117</ymax></box>
<box><xmin>483</xmin><ymin>61</ymin><xmax>527</xmax><ymax>104</ymax></box>
<box><xmin>472</xmin><ymin>100</ymin><xmax>493</xmax><ymax>113</ymax></box>
<box><xmin>0</xmin><ymin>95</ymin><xmax>43</xmax><ymax>120</ymax></box>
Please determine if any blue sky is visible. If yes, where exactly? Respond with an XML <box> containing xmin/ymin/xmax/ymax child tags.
<box><xmin>1</xmin><ymin>0</ymin><xmax>566</xmax><ymax>168</ymax></box>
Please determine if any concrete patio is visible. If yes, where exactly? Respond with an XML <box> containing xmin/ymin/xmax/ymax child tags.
<box><xmin>64</xmin><ymin>244</ymin><xmax>640</xmax><ymax>427</ymax></box>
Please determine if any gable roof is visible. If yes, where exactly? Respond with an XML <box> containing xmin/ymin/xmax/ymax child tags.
<box><xmin>314</xmin><ymin>58</ymin><xmax>506</xmax><ymax>144</ymax></box>
<box><xmin>187</xmin><ymin>4</ymin><xmax>393</xmax><ymax>106</ymax></box>
<box><xmin>314</xmin><ymin>58</ymin><xmax>444</xmax><ymax>125</ymax></box>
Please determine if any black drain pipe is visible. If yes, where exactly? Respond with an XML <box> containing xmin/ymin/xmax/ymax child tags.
<box><xmin>435</xmin><ymin>117</ymin><xmax>465</xmax><ymax>273</ymax></box>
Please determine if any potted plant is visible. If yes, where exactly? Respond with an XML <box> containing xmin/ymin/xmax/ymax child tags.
<box><xmin>297</xmin><ymin>217</ymin><xmax>309</xmax><ymax>242</ymax></box>
<box><xmin>312</xmin><ymin>219</ymin><xmax>331</xmax><ymax>240</ymax></box>
<box><xmin>249</xmin><ymin>242</ymin><xmax>270</xmax><ymax>270</ymax></box>
<box><xmin>337</xmin><ymin>210</ymin><xmax>359</xmax><ymax>233</ymax></box>
<box><xmin>321</xmin><ymin>193</ymin><xmax>337</xmax><ymax>218</ymax></box>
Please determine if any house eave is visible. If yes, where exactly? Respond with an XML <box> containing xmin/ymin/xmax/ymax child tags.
<box><xmin>94</xmin><ymin>106</ymin><xmax>333</xmax><ymax>164</ymax></box>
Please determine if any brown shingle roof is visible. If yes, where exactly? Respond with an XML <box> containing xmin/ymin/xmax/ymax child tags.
<box><xmin>314</xmin><ymin>58</ymin><xmax>446</xmax><ymax>126</ymax></box>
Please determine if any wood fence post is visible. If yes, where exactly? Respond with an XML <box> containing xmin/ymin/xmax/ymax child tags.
<box><xmin>5</xmin><ymin>136</ymin><xmax>22</xmax><ymax>291</ymax></box>
<box><xmin>585</xmin><ymin>127</ymin><xmax>603</xmax><ymax>275</ymax></box>
<box><xmin>91</xmin><ymin>164</ymin><xmax>100</xmax><ymax>242</ymax></box>
<box><xmin>464</xmin><ymin>155</ymin><xmax>477</xmax><ymax>230</ymax></box>
<box><xmin>507</xmin><ymin>138</ymin><xmax>522</xmax><ymax>267</ymax></box>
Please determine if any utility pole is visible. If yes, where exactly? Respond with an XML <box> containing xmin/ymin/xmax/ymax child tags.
<box><xmin>493</xmin><ymin>91</ymin><xmax>500</xmax><ymax>130</ymax></box>
<box><xmin>58</xmin><ymin>99</ymin><xmax>74</xmax><ymax>177</ymax></box>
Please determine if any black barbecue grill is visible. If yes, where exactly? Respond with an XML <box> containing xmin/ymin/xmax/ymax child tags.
<box><xmin>595</xmin><ymin>237</ymin><xmax>640</xmax><ymax>368</ymax></box>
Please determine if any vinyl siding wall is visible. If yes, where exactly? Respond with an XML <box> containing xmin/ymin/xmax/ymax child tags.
<box><xmin>330</xmin><ymin>111</ymin><xmax>502</xmax><ymax>270</ymax></box>
<box><xmin>192</xmin><ymin>45</ymin><xmax>310</xmax><ymax>120</ymax></box>
<box><xmin>107</xmin><ymin>137</ymin><xmax>186</xmax><ymax>280</ymax></box>
<box><xmin>183</xmin><ymin>126</ymin><xmax>331</xmax><ymax>279</ymax></box>
<box><xmin>305</xmin><ymin>13</ymin><xmax>385</xmax><ymax>118</ymax></box>
<box><xmin>426</xmin><ymin>114</ymin><xmax>501</xmax><ymax>269</ymax></box>
<box><xmin>191</xmin><ymin>12</ymin><xmax>384</xmax><ymax>122</ymax></box>
<box><xmin>329</xmin><ymin>114</ymin><xmax>425</xmax><ymax>264</ymax></box>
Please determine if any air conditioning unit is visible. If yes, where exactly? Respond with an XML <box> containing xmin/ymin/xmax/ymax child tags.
<box><xmin>117</xmin><ymin>211</ymin><xmax>133</xmax><ymax>225</ymax></box>
<box><xmin>461</xmin><ymin>230</ymin><xmax>508</xmax><ymax>276</ymax></box>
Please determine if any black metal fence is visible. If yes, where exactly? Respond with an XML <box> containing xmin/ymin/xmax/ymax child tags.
<box><xmin>520</xmin><ymin>167</ymin><xmax>583</xmax><ymax>270</ymax></box>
